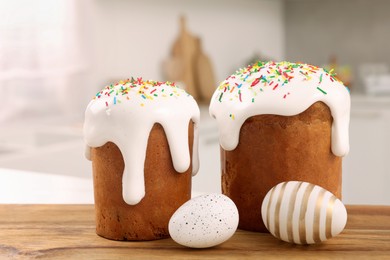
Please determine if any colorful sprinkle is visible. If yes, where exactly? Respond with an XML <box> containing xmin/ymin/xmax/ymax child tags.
<box><xmin>92</xmin><ymin>78</ymin><xmax>190</xmax><ymax>108</ymax></box>
<box><xmin>317</xmin><ymin>87</ymin><xmax>327</xmax><ymax>95</ymax></box>
<box><xmin>251</xmin><ymin>77</ymin><xmax>260</xmax><ymax>87</ymax></box>
<box><xmin>214</xmin><ymin>61</ymin><xmax>343</xmax><ymax>104</ymax></box>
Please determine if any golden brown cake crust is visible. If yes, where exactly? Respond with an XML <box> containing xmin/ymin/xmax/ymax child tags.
<box><xmin>91</xmin><ymin>122</ymin><xmax>194</xmax><ymax>241</ymax></box>
<box><xmin>221</xmin><ymin>102</ymin><xmax>342</xmax><ymax>232</ymax></box>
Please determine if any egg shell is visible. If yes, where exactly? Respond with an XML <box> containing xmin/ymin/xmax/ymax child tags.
<box><xmin>169</xmin><ymin>193</ymin><xmax>239</xmax><ymax>248</ymax></box>
<box><xmin>261</xmin><ymin>181</ymin><xmax>347</xmax><ymax>245</ymax></box>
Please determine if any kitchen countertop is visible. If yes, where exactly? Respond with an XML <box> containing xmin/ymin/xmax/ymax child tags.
<box><xmin>0</xmin><ymin>205</ymin><xmax>389</xmax><ymax>259</ymax></box>
<box><xmin>0</xmin><ymin>168</ymin><xmax>93</xmax><ymax>204</ymax></box>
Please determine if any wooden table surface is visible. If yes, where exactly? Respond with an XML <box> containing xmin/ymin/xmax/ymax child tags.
<box><xmin>0</xmin><ymin>205</ymin><xmax>389</xmax><ymax>259</ymax></box>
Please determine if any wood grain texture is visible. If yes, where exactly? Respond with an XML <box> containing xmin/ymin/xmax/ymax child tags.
<box><xmin>0</xmin><ymin>205</ymin><xmax>389</xmax><ymax>259</ymax></box>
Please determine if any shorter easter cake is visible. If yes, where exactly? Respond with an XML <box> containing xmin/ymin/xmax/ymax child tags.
<box><xmin>84</xmin><ymin>78</ymin><xmax>200</xmax><ymax>241</ymax></box>
<box><xmin>209</xmin><ymin>61</ymin><xmax>351</xmax><ymax>232</ymax></box>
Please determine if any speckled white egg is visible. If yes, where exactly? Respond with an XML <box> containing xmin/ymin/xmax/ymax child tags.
<box><xmin>168</xmin><ymin>193</ymin><xmax>239</xmax><ymax>248</ymax></box>
<box><xmin>261</xmin><ymin>181</ymin><xmax>347</xmax><ymax>245</ymax></box>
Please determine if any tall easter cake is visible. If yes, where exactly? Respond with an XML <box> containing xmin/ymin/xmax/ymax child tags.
<box><xmin>209</xmin><ymin>61</ymin><xmax>350</xmax><ymax>232</ymax></box>
<box><xmin>84</xmin><ymin>78</ymin><xmax>200</xmax><ymax>240</ymax></box>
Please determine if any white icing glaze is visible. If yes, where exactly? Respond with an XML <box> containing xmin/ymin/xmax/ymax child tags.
<box><xmin>84</xmin><ymin>78</ymin><xmax>200</xmax><ymax>205</ymax></box>
<box><xmin>209</xmin><ymin>61</ymin><xmax>350</xmax><ymax>157</ymax></box>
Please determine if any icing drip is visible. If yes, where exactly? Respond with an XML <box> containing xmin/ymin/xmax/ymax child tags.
<box><xmin>209</xmin><ymin>61</ymin><xmax>350</xmax><ymax>157</ymax></box>
<box><xmin>84</xmin><ymin>78</ymin><xmax>200</xmax><ymax>205</ymax></box>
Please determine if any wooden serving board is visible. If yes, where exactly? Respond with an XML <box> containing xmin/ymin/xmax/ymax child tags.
<box><xmin>164</xmin><ymin>16</ymin><xmax>216</xmax><ymax>103</ymax></box>
<box><xmin>0</xmin><ymin>205</ymin><xmax>389</xmax><ymax>259</ymax></box>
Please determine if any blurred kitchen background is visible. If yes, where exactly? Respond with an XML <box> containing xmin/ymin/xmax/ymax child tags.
<box><xmin>0</xmin><ymin>0</ymin><xmax>389</xmax><ymax>204</ymax></box>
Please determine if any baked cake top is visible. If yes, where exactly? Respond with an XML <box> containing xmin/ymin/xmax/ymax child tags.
<box><xmin>209</xmin><ymin>61</ymin><xmax>350</xmax><ymax>156</ymax></box>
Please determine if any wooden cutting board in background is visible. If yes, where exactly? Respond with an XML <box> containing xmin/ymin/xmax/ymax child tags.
<box><xmin>195</xmin><ymin>38</ymin><xmax>216</xmax><ymax>103</ymax></box>
<box><xmin>163</xmin><ymin>16</ymin><xmax>216</xmax><ymax>103</ymax></box>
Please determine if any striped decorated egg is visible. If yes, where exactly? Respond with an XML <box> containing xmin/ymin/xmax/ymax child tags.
<box><xmin>261</xmin><ymin>181</ymin><xmax>347</xmax><ymax>244</ymax></box>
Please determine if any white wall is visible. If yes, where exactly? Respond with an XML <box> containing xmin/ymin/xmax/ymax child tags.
<box><xmin>89</xmin><ymin>0</ymin><xmax>285</xmax><ymax>92</ymax></box>
<box><xmin>285</xmin><ymin>0</ymin><xmax>390</xmax><ymax>92</ymax></box>
<box><xmin>0</xmin><ymin>0</ymin><xmax>285</xmax><ymax>121</ymax></box>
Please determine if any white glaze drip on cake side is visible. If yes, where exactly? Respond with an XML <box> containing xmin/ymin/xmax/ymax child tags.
<box><xmin>84</xmin><ymin>78</ymin><xmax>200</xmax><ymax>205</ymax></box>
<box><xmin>209</xmin><ymin>61</ymin><xmax>350</xmax><ymax>157</ymax></box>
